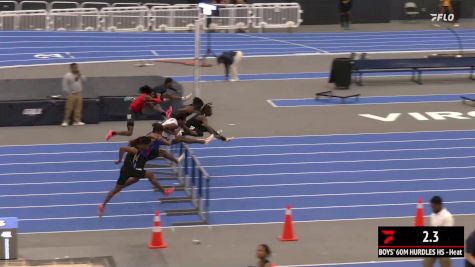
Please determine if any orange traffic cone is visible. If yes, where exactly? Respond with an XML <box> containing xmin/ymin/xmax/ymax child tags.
<box><xmin>148</xmin><ymin>210</ymin><xmax>167</xmax><ymax>249</ymax></box>
<box><xmin>279</xmin><ymin>205</ymin><xmax>298</xmax><ymax>241</ymax></box>
<box><xmin>414</xmin><ymin>198</ymin><xmax>424</xmax><ymax>227</ymax></box>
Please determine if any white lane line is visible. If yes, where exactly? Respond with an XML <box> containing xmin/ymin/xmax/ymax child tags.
<box><xmin>2</xmin><ymin>175</ymin><xmax>474</xmax><ymax>188</ymax></box>
<box><xmin>209</xmin><ymin>200</ymin><xmax>475</xmax><ymax>214</ymax></box>
<box><xmin>0</xmin><ymin>54</ymin><xmax>170</xmax><ymax>63</ymax></box>
<box><xmin>239</xmin><ymin>33</ymin><xmax>329</xmax><ymax>53</ymax></box>
<box><xmin>1</xmin><ymin>175</ymin><xmax>474</xmax><ymax>189</ymax></box>
<box><xmin>325</xmin><ymin>49</ymin><xmax>475</xmax><ymax>55</ymax></box>
<box><xmin>0</xmin><ymin>159</ymin><xmax>113</xmax><ymax>166</ymax></box>
<box><xmin>208</xmin><ymin>188</ymin><xmax>475</xmax><ymax>201</ymax></box>
<box><xmin>2</xmin><ymin>49</ymin><xmax>475</xmax><ymax>70</ymax></box>
<box><xmin>0</xmin><ymin>189</ymin><xmax>151</xmax><ymax>198</ymax></box>
<box><xmin>210</xmin><ymin>176</ymin><xmax>475</xmax><ymax>189</ymax></box>
<box><xmin>2</xmin><ymin>186</ymin><xmax>472</xmax><ymax>200</ymax></box>
<box><xmin>20</xmin><ymin>213</ymin><xmax>153</xmax><ymax>221</ymax></box>
<box><xmin>0</xmin><ymin>169</ymin><xmax>118</xmax><ymax>176</ymax></box>
<box><xmin>1</xmin><ymin>200</ymin><xmax>159</xmax><ymax>209</ymax></box>
<box><xmin>15</xmin><ymin>200</ymin><xmax>475</xmax><ymax>221</ymax></box>
<box><xmin>201</xmin><ymin>155</ymin><xmax>475</xmax><ymax>169</ymax></box>
<box><xmin>0</xmin><ymin>179</ymin><xmax>114</xmax><ymax>186</ymax></box>
<box><xmin>16</xmin><ymin>213</ymin><xmax>475</xmax><ymax>235</ymax></box>
<box><xmin>0</xmin><ymin>164</ymin><xmax>474</xmax><ymax>178</ymax></box>
<box><xmin>0</xmin><ymin>167</ymin><xmax>171</xmax><ymax>177</ymax></box>
<box><xmin>284</xmin><ymin>37</ymin><xmax>475</xmax><ymax>43</ymax></box>
<box><xmin>0</xmin><ymin>142</ymin><xmax>124</xmax><ymax>148</ymax></box>
<box><xmin>2</xmin><ymin>148</ymin><xmax>474</xmax><ymax>167</ymax></box>
<box><xmin>198</xmin><ymin>146</ymin><xmax>475</xmax><ymax>159</ymax></box>
<box><xmin>0</xmin><ymin>44</ymin><xmax>328</xmax><ymax>54</ymax></box>
<box><xmin>12</xmin><ymin>199</ymin><xmax>475</xmax><ymax>221</ymax></box>
<box><xmin>2</xmin><ymin>137</ymin><xmax>475</xmax><ymax>156</ymax></box>
<box><xmin>0</xmin><ymin>46</ymin><xmax>316</xmax><ymax>55</ymax></box>
<box><xmin>213</xmin><ymin>165</ymin><xmax>475</xmax><ymax>178</ymax></box>
<box><xmin>0</xmin><ymin>129</ymin><xmax>473</xmax><ymax>149</ymax></box>
<box><xmin>6</xmin><ymin>200</ymin><xmax>474</xmax><ymax>214</ymax></box>
<box><xmin>191</xmin><ymin>137</ymin><xmax>475</xmax><ymax>150</ymax></box>
<box><xmin>0</xmin><ymin>150</ymin><xmax>116</xmax><ymax>157</ymax></box>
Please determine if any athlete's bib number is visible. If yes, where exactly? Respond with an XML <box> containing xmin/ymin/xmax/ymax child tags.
<box><xmin>127</xmin><ymin>114</ymin><xmax>132</xmax><ymax>120</ymax></box>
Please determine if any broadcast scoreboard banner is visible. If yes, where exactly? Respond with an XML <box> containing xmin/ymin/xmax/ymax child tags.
<box><xmin>378</xmin><ymin>227</ymin><xmax>464</xmax><ymax>258</ymax></box>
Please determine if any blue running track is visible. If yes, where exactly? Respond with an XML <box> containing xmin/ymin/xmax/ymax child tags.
<box><xmin>269</xmin><ymin>94</ymin><xmax>475</xmax><ymax>107</ymax></box>
<box><xmin>0</xmin><ymin>29</ymin><xmax>475</xmax><ymax>68</ymax></box>
<box><xmin>172</xmin><ymin>69</ymin><xmax>473</xmax><ymax>83</ymax></box>
<box><xmin>1</xmin><ymin>130</ymin><xmax>475</xmax><ymax>233</ymax></box>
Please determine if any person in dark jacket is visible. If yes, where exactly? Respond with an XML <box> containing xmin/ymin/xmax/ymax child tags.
<box><xmin>217</xmin><ymin>50</ymin><xmax>243</xmax><ymax>81</ymax></box>
<box><xmin>339</xmin><ymin>0</ymin><xmax>352</xmax><ymax>29</ymax></box>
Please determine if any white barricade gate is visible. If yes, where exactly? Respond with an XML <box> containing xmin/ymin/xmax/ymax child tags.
<box><xmin>143</xmin><ymin>3</ymin><xmax>168</xmax><ymax>30</ymax></box>
<box><xmin>252</xmin><ymin>3</ymin><xmax>302</xmax><ymax>31</ymax></box>
<box><xmin>0</xmin><ymin>9</ymin><xmax>48</xmax><ymax>30</ymax></box>
<box><xmin>101</xmin><ymin>6</ymin><xmax>149</xmax><ymax>32</ymax></box>
<box><xmin>19</xmin><ymin>1</ymin><xmax>48</xmax><ymax>10</ymax></box>
<box><xmin>0</xmin><ymin>1</ymin><xmax>18</xmax><ymax>11</ymax></box>
<box><xmin>206</xmin><ymin>4</ymin><xmax>252</xmax><ymax>31</ymax></box>
<box><xmin>0</xmin><ymin>3</ymin><xmax>303</xmax><ymax>32</ymax></box>
<box><xmin>49</xmin><ymin>8</ymin><xmax>99</xmax><ymax>31</ymax></box>
<box><xmin>143</xmin><ymin>3</ymin><xmax>169</xmax><ymax>8</ymax></box>
<box><xmin>80</xmin><ymin>2</ymin><xmax>110</xmax><ymax>9</ymax></box>
<box><xmin>111</xmin><ymin>3</ymin><xmax>141</xmax><ymax>7</ymax></box>
<box><xmin>151</xmin><ymin>4</ymin><xmax>198</xmax><ymax>32</ymax></box>
<box><xmin>50</xmin><ymin>1</ymin><xmax>80</xmax><ymax>10</ymax></box>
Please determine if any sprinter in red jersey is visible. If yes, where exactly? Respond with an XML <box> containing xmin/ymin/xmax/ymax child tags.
<box><xmin>105</xmin><ymin>85</ymin><xmax>173</xmax><ymax>141</ymax></box>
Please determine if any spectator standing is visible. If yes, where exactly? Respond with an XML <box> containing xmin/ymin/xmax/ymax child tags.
<box><xmin>339</xmin><ymin>0</ymin><xmax>353</xmax><ymax>30</ymax></box>
<box><xmin>62</xmin><ymin>63</ymin><xmax>86</xmax><ymax>126</ymax></box>
<box><xmin>423</xmin><ymin>196</ymin><xmax>454</xmax><ymax>267</ymax></box>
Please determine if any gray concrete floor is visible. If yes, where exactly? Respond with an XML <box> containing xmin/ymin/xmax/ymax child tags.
<box><xmin>16</xmin><ymin>216</ymin><xmax>475</xmax><ymax>267</ymax></box>
<box><xmin>1</xmin><ymin>22</ymin><xmax>475</xmax><ymax>266</ymax></box>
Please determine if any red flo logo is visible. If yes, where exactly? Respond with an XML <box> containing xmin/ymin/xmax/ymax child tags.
<box><xmin>381</xmin><ymin>230</ymin><xmax>395</xmax><ymax>244</ymax></box>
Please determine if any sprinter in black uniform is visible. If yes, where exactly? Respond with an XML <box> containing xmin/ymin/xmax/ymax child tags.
<box><xmin>184</xmin><ymin>103</ymin><xmax>232</xmax><ymax>142</ymax></box>
<box><xmin>177</xmin><ymin>97</ymin><xmax>204</xmax><ymax>117</ymax></box>
<box><xmin>98</xmin><ymin>136</ymin><xmax>175</xmax><ymax>217</ymax></box>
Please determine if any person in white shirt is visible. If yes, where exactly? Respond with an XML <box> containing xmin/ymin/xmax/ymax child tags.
<box><xmin>62</xmin><ymin>63</ymin><xmax>86</xmax><ymax>126</ymax></box>
<box><xmin>423</xmin><ymin>196</ymin><xmax>454</xmax><ymax>267</ymax></box>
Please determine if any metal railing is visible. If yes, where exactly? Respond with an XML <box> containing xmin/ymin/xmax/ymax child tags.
<box><xmin>102</xmin><ymin>6</ymin><xmax>149</xmax><ymax>31</ymax></box>
<box><xmin>49</xmin><ymin>8</ymin><xmax>99</xmax><ymax>31</ymax></box>
<box><xmin>0</xmin><ymin>9</ymin><xmax>48</xmax><ymax>30</ymax></box>
<box><xmin>179</xmin><ymin>143</ymin><xmax>210</xmax><ymax>224</ymax></box>
<box><xmin>252</xmin><ymin>3</ymin><xmax>303</xmax><ymax>30</ymax></box>
<box><xmin>0</xmin><ymin>3</ymin><xmax>302</xmax><ymax>32</ymax></box>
